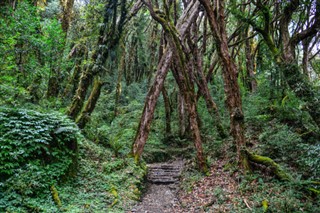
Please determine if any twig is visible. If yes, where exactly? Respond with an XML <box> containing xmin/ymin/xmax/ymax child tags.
<box><xmin>243</xmin><ymin>198</ymin><xmax>252</xmax><ymax>210</ymax></box>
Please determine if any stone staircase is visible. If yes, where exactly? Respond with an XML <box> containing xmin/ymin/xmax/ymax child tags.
<box><xmin>147</xmin><ymin>160</ymin><xmax>184</xmax><ymax>184</ymax></box>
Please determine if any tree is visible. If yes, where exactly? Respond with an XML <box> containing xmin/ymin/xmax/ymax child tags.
<box><xmin>199</xmin><ymin>0</ymin><xmax>249</xmax><ymax>170</ymax></box>
<box><xmin>231</xmin><ymin>0</ymin><xmax>320</xmax><ymax>128</ymax></box>
<box><xmin>68</xmin><ymin>0</ymin><xmax>142</xmax><ymax>128</ymax></box>
<box><xmin>132</xmin><ymin>1</ymin><xmax>209</xmax><ymax>171</ymax></box>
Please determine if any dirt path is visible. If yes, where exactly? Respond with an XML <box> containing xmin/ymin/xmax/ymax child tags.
<box><xmin>128</xmin><ymin>158</ymin><xmax>240</xmax><ymax>213</ymax></box>
<box><xmin>129</xmin><ymin>159</ymin><xmax>185</xmax><ymax>213</ymax></box>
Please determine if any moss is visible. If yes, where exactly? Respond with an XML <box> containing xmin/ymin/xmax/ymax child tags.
<box><xmin>109</xmin><ymin>199</ymin><xmax>119</xmax><ymax>208</ymax></box>
<box><xmin>109</xmin><ymin>186</ymin><xmax>119</xmax><ymax>208</ymax></box>
<box><xmin>262</xmin><ymin>199</ymin><xmax>268</xmax><ymax>212</ymax></box>
<box><xmin>246</xmin><ymin>150</ymin><xmax>292</xmax><ymax>181</ymax></box>
<box><xmin>50</xmin><ymin>185</ymin><xmax>62</xmax><ymax>208</ymax></box>
<box><xmin>134</xmin><ymin>154</ymin><xmax>140</xmax><ymax>165</ymax></box>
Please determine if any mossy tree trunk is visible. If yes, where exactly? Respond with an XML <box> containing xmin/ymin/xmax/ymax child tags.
<box><xmin>244</xmin><ymin>28</ymin><xmax>257</xmax><ymax>92</ymax></box>
<box><xmin>199</xmin><ymin>0</ymin><xmax>249</xmax><ymax>170</ymax></box>
<box><xmin>67</xmin><ymin>0</ymin><xmax>136</xmax><ymax>121</ymax></box>
<box><xmin>114</xmin><ymin>44</ymin><xmax>126</xmax><ymax>117</ymax></box>
<box><xmin>63</xmin><ymin>44</ymin><xmax>88</xmax><ymax>100</ymax></box>
<box><xmin>76</xmin><ymin>77</ymin><xmax>103</xmax><ymax>129</ymax></box>
<box><xmin>245</xmin><ymin>150</ymin><xmax>292</xmax><ymax>181</ymax></box>
<box><xmin>60</xmin><ymin>0</ymin><xmax>75</xmax><ymax>33</ymax></box>
<box><xmin>132</xmin><ymin>1</ymin><xmax>204</xmax><ymax>168</ymax></box>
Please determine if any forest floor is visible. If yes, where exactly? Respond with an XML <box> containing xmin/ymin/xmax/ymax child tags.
<box><xmin>129</xmin><ymin>158</ymin><xmax>242</xmax><ymax>213</ymax></box>
<box><xmin>129</xmin><ymin>159</ymin><xmax>185</xmax><ymax>213</ymax></box>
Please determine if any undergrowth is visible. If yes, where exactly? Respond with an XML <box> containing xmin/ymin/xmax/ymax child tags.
<box><xmin>0</xmin><ymin>106</ymin><xmax>147</xmax><ymax>212</ymax></box>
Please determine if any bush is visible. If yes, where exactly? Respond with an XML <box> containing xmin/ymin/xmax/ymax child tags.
<box><xmin>298</xmin><ymin>143</ymin><xmax>320</xmax><ymax>180</ymax></box>
<box><xmin>258</xmin><ymin>124</ymin><xmax>302</xmax><ymax>162</ymax></box>
<box><xmin>0</xmin><ymin>107</ymin><xmax>79</xmax><ymax>212</ymax></box>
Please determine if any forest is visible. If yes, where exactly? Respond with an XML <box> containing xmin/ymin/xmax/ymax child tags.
<box><xmin>0</xmin><ymin>0</ymin><xmax>319</xmax><ymax>212</ymax></box>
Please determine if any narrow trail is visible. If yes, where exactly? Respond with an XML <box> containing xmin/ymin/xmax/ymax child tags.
<box><xmin>128</xmin><ymin>158</ymin><xmax>240</xmax><ymax>213</ymax></box>
<box><xmin>129</xmin><ymin>159</ymin><xmax>185</xmax><ymax>213</ymax></box>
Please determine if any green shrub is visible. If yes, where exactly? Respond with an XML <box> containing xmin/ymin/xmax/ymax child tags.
<box><xmin>298</xmin><ymin>143</ymin><xmax>320</xmax><ymax>180</ymax></box>
<box><xmin>259</xmin><ymin>124</ymin><xmax>302</xmax><ymax>162</ymax></box>
<box><xmin>0</xmin><ymin>107</ymin><xmax>79</xmax><ymax>212</ymax></box>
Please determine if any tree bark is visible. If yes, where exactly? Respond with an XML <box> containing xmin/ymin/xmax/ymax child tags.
<box><xmin>132</xmin><ymin>49</ymin><xmax>173</xmax><ymax>161</ymax></box>
<box><xmin>199</xmin><ymin>0</ymin><xmax>249</xmax><ymax>170</ymax></box>
<box><xmin>60</xmin><ymin>0</ymin><xmax>75</xmax><ymax>33</ymax></box>
<box><xmin>67</xmin><ymin>0</ymin><xmax>138</xmax><ymax>120</ymax></box>
<box><xmin>114</xmin><ymin>45</ymin><xmax>126</xmax><ymax>117</ymax></box>
<box><xmin>178</xmin><ymin>92</ymin><xmax>187</xmax><ymax>137</ymax></box>
<box><xmin>76</xmin><ymin>77</ymin><xmax>103</xmax><ymax>129</ymax></box>
<box><xmin>245</xmin><ymin>29</ymin><xmax>257</xmax><ymax>92</ymax></box>
<box><xmin>162</xmin><ymin>86</ymin><xmax>172</xmax><ymax>136</ymax></box>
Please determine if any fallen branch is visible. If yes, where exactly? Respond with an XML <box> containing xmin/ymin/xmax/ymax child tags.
<box><xmin>245</xmin><ymin>150</ymin><xmax>319</xmax><ymax>195</ymax></box>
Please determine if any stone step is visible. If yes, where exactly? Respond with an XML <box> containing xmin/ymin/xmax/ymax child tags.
<box><xmin>148</xmin><ymin>178</ymin><xmax>179</xmax><ymax>183</ymax></box>
<box><xmin>149</xmin><ymin>168</ymin><xmax>180</xmax><ymax>171</ymax></box>
<box><xmin>148</xmin><ymin>170</ymin><xmax>180</xmax><ymax>174</ymax></box>
<box><xmin>146</xmin><ymin>161</ymin><xmax>184</xmax><ymax>184</ymax></box>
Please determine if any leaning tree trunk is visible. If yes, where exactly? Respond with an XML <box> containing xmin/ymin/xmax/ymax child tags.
<box><xmin>76</xmin><ymin>77</ymin><xmax>103</xmax><ymax>129</ymax></box>
<box><xmin>135</xmin><ymin>0</ymin><xmax>207</xmax><ymax>171</ymax></box>
<box><xmin>190</xmin><ymin>21</ymin><xmax>226</xmax><ymax>138</ymax></box>
<box><xmin>63</xmin><ymin>44</ymin><xmax>88</xmax><ymax>100</ymax></box>
<box><xmin>171</xmin><ymin>61</ymin><xmax>207</xmax><ymax>172</ymax></box>
<box><xmin>67</xmin><ymin>0</ymin><xmax>140</xmax><ymax>121</ymax></box>
<box><xmin>132</xmin><ymin>1</ymin><xmax>201</xmax><ymax>162</ymax></box>
<box><xmin>67</xmin><ymin>66</ymin><xmax>93</xmax><ymax>120</ymax></box>
<box><xmin>199</xmin><ymin>0</ymin><xmax>249</xmax><ymax>170</ymax></box>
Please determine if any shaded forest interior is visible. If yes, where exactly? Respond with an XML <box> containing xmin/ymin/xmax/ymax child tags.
<box><xmin>0</xmin><ymin>0</ymin><xmax>320</xmax><ymax>212</ymax></box>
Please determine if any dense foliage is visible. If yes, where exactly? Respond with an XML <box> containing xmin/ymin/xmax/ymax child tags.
<box><xmin>0</xmin><ymin>107</ymin><xmax>78</xmax><ymax>211</ymax></box>
<box><xmin>0</xmin><ymin>0</ymin><xmax>319</xmax><ymax>212</ymax></box>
